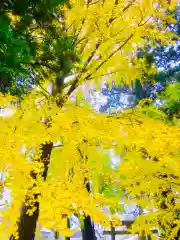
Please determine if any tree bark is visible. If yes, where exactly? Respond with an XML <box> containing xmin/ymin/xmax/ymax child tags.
<box><xmin>82</xmin><ymin>182</ymin><xmax>96</xmax><ymax>240</ymax></box>
<box><xmin>54</xmin><ymin>230</ymin><xmax>59</xmax><ymax>239</ymax></box>
<box><xmin>139</xmin><ymin>230</ymin><xmax>146</xmax><ymax>240</ymax></box>
<box><xmin>110</xmin><ymin>222</ymin><xmax>115</xmax><ymax>240</ymax></box>
<box><xmin>82</xmin><ymin>215</ymin><xmax>96</xmax><ymax>240</ymax></box>
<box><xmin>77</xmin><ymin>145</ymin><xmax>96</xmax><ymax>240</ymax></box>
<box><xmin>147</xmin><ymin>234</ymin><xmax>152</xmax><ymax>240</ymax></box>
<box><xmin>10</xmin><ymin>142</ymin><xmax>53</xmax><ymax>240</ymax></box>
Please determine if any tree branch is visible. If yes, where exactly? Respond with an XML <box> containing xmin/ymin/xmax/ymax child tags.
<box><xmin>154</xmin><ymin>175</ymin><xmax>180</xmax><ymax>187</ymax></box>
<box><xmin>67</xmin><ymin>40</ymin><xmax>101</xmax><ymax>96</ymax></box>
<box><xmin>85</xmin><ymin>33</ymin><xmax>134</xmax><ymax>81</ymax></box>
<box><xmin>66</xmin><ymin>0</ymin><xmax>151</xmax><ymax>96</ymax></box>
<box><xmin>107</xmin><ymin>0</ymin><xmax>136</xmax><ymax>26</ymax></box>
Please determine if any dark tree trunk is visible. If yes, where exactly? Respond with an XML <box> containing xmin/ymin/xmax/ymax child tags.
<box><xmin>82</xmin><ymin>215</ymin><xmax>96</xmax><ymax>240</ymax></box>
<box><xmin>134</xmin><ymin>79</ymin><xmax>145</xmax><ymax>101</ymax></box>
<box><xmin>110</xmin><ymin>221</ymin><xmax>115</xmax><ymax>240</ymax></box>
<box><xmin>54</xmin><ymin>231</ymin><xmax>59</xmax><ymax>239</ymax></box>
<box><xmin>10</xmin><ymin>142</ymin><xmax>53</xmax><ymax>240</ymax></box>
<box><xmin>10</xmin><ymin>201</ymin><xmax>39</xmax><ymax>240</ymax></box>
<box><xmin>77</xmin><ymin>145</ymin><xmax>96</xmax><ymax>240</ymax></box>
<box><xmin>82</xmin><ymin>181</ymin><xmax>96</xmax><ymax>240</ymax></box>
<box><xmin>139</xmin><ymin>230</ymin><xmax>147</xmax><ymax>240</ymax></box>
<box><xmin>147</xmin><ymin>234</ymin><xmax>152</xmax><ymax>240</ymax></box>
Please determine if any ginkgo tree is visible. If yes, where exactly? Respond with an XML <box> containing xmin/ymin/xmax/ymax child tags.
<box><xmin>0</xmin><ymin>0</ymin><xmax>78</xmax><ymax>96</ymax></box>
<box><xmin>0</xmin><ymin>92</ymin><xmax>180</xmax><ymax>240</ymax></box>
<box><xmin>0</xmin><ymin>93</ymin><xmax>138</xmax><ymax>239</ymax></box>
<box><xmin>0</xmin><ymin>1</ymin><xmax>179</xmax><ymax>240</ymax></box>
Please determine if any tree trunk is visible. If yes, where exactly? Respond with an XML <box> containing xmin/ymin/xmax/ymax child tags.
<box><xmin>10</xmin><ymin>142</ymin><xmax>53</xmax><ymax>240</ymax></box>
<box><xmin>10</xmin><ymin>202</ymin><xmax>39</xmax><ymax>240</ymax></box>
<box><xmin>110</xmin><ymin>221</ymin><xmax>115</xmax><ymax>240</ymax></box>
<box><xmin>139</xmin><ymin>230</ymin><xmax>146</xmax><ymax>240</ymax></box>
<box><xmin>147</xmin><ymin>234</ymin><xmax>152</xmax><ymax>240</ymax></box>
<box><xmin>54</xmin><ymin>230</ymin><xmax>59</xmax><ymax>239</ymax></box>
<box><xmin>82</xmin><ymin>215</ymin><xmax>96</xmax><ymax>240</ymax></box>
<box><xmin>82</xmin><ymin>182</ymin><xmax>96</xmax><ymax>240</ymax></box>
<box><xmin>77</xmin><ymin>145</ymin><xmax>96</xmax><ymax>240</ymax></box>
<box><xmin>139</xmin><ymin>237</ymin><xmax>146</xmax><ymax>240</ymax></box>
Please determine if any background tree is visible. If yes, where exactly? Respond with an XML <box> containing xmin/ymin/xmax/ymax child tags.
<box><xmin>0</xmin><ymin>0</ymin><xmax>79</xmax><ymax>97</ymax></box>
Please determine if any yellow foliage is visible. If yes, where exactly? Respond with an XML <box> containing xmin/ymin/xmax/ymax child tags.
<box><xmin>0</xmin><ymin>1</ymin><xmax>179</xmax><ymax>238</ymax></box>
<box><xmin>63</xmin><ymin>0</ymin><xmax>177</xmax><ymax>88</ymax></box>
<box><xmin>0</xmin><ymin>90</ymin><xmax>180</xmax><ymax>238</ymax></box>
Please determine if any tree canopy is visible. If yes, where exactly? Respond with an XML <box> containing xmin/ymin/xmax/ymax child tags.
<box><xmin>1</xmin><ymin>91</ymin><xmax>180</xmax><ymax>239</ymax></box>
<box><xmin>0</xmin><ymin>0</ymin><xmax>78</xmax><ymax>96</ymax></box>
<box><xmin>0</xmin><ymin>1</ymin><xmax>180</xmax><ymax>240</ymax></box>
<box><xmin>62</xmin><ymin>0</ymin><xmax>177</xmax><ymax>94</ymax></box>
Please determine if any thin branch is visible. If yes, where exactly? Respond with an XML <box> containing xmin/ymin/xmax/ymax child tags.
<box><xmin>107</xmin><ymin>0</ymin><xmax>136</xmax><ymax>26</ymax></box>
<box><xmin>85</xmin><ymin>33</ymin><xmax>134</xmax><ymax>81</ymax></box>
<box><xmin>138</xmin><ymin>16</ymin><xmax>152</xmax><ymax>27</ymax></box>
<box><xmin>63</xmin><ymin>78</ymin><xmax>77</xmax><ymax>89</ymax></box>
<box><xmin>39</xmin><ymin>91</ymin><xmax>49</xmax><ymax>100</ymax></box>
<box><xmin>67</xmin><ymin>32</ymin><xmax>134</xmax><ymax>97</ymax></box>
<box><xmin>66</xmin><ymin>20</ymin><xmax>76</xmax><ymax>32</ymax></box>
<box><xmin>67</xmin><ymin>40</ymin><xmax>101</xmax><ymax>95</ymax></box>
<box><xmin>37</xmin><ymin>82</ymin><xmax>51</xmax><ymax>97</ymax></box>
<box><xmin>77</xmin><ymin>0</ymin><xmax>127</xmax><ymax>52</ymax></box>
<box><xmin>154</xmin><ymin>175</ymin><xmax>180</xmax><ymax>187</ymax></box>
<box><xmin>86</xmin><ymin>0</ymin><xmax>93</xmax><ymax>7</ymax></box>
<box><xmin>83</xmin><ymin>8</ymin><xmax>152</xmax><ymax>82</ymax></box>
<box><xmin>77</xmin><ymin>147</ymin><xmax>83</xmax><ymax>159</ymax></box>
<box><xmin>23</xmin><ymin>61</ymin><xmax>60</xmax><ymax>73</ymax></box>
<box><xmin>82</xmin><ymin>41</ymin><xmax>101</xmax><ymax>71</ymax></box>
<box><xmin>122</xmin><ymin>0</ymin><xmax>136</xmax><ymax>13</ymax></box>
<box><xmin>107</xmin><ymin>0</ymin><xmax>119</xmax><ymax>26</ymax></box>
<box><xmin>52</xmin><ymin>144</ymin><xmax>64</xmax><ymax>148</ymax></box>
<box><xmin>85</xmin><ymin>67</ymin><xmax>142</xmax><ymax>81</ymax></box>
<box><xmin>89</xmin><ymin>0</ymin><xmax>101</xmax><ymax>5</ymax></box>
<box><xmin>72</xmin><ymin>0</ymin><xmax>92</xmax><ymax>44</ymax></box>
<box><xmin>75</xmin><ymin>35</ymin><xmax>87</xmax><ymax>46</ymax></box>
